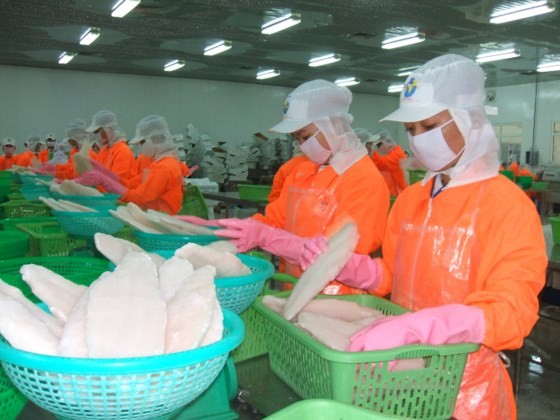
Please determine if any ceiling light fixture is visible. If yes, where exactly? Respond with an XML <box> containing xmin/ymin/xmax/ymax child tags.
<box><xmin>164</xmin><ymin>59</ymin><xmax>185</xmax><ymax>72</ymax></box>
<box><xmin>111</xmin><ymin>0</ymin><xmax>141</xmax><ymax>18</ymax></box>
<box><xmin>58</xmin><ymin>52</ymin><xmax>76</xmax><ymax>64</ymax></box>
<box><xmin>335</xmin><ymin>77</ymin><xmax>360</xmax><ymax>87</ymax></box>
<box><xmin>204</xmin><ymin>40</ymin><xmax>232</xmax><ymax>56</ymax></box>
<box><xmin>396</xmin><ymin>66</ymin><xmax>420</xmax><ymax>77</ymax></box>
<box><xmin>537</xmin><ymin>61</ymin><xmax>560</xmax><ymax>72</ymax></box>
<box><xmin>475</xmin><ymin>48</ymin><xmax>521</xmax><ymax>63</ymax></box>
<box><xmin>388</xmin><ymin>84</ymin><xmax>404</xmax><ymax>93</ymax></box>
<box><xmin>261</xmin><ymin>12</ymin><xmax>301</xmax><ymax>35</ymax></box>
<box><xmin>490</xmin><ymin>0</ymin><xmax>555</xmax><ymax>24</ymax></box>
<box><xmin>309</xmin><ymin>53</ymin><xmax>341</xmax><ymax>67</ymax></box>
<box><xmin>79</xmin><ymin>28</ymin><xmax>100</xmax><ymax>45</ymax></box>
<box><xmin>256</xmin><ymin>69</ymin><xmax>281</xmax><ymax>80</ymax></box>
<box><xmin>382</xmin><ymin>31</ymin><xmax>425</xmax><ymax>50</ymax></box>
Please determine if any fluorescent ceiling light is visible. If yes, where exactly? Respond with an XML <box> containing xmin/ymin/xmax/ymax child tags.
<box><xmin>204</xmin><ymin>40</ymin><xmax>232</xmax><ymax>56</ymax></box>
<box><xmin>79</xmin><ymin>28</ymin><xmax>100</xmax><ymax>45</ymax></box>
<box><xmin>309</xmin><ymin>53</ymin><xmax>341</xmax><ymax>67</ymax></box>
<box><xmin>537</xmin><ymin>61</ymin><xmax>560</xmax><ymax>72</ymax></box>
<box><xmin>262</xmin><ymin>12</ymin><xmax>301</xmax><ymax>35</ymax></box>
<box><xmin>396</xmin><ymin>66</ymin><xmax>420</xmax><ymax>77</ymax></box>
<box><xmin>335</xmin><ymin>77</ymin><xmax>360</xmax><ymax>87</ymax></box>
<box><xmin>257</xmin><ymin>69</ymin><xmax>281</xmax><ymax>80</ymax></box>
<box><xmin>476</xmin><ymin>48</ymin><xmax>521</xmax><ymax>63</ymax></box>
<box><xmin>164</xmin><ymin>59</ymin><xmax>185</xmax><ymax>72</ymax></box>
<box><xmin>388</xmin><ymin>84</ymin><xmax>404</xmax><ymax>93</ymax></box>
<box><xmin>490</xmin><ymin>1</ymin><xmax>555</xmax><ymax>24</ymax></box>
<box><xmin>382</xmin><ymin>31</ymin><xmax>425</xmax><ymax>50</ymax></box>
<box><xmin>58</xmin><ymin>52</ymin><xmax>76</xmax><ymax>64</ymax></box>
<box><xmin>111</xmin><ymin>0</ymin><xmax>141</xmax><ymax>18</ymax></box>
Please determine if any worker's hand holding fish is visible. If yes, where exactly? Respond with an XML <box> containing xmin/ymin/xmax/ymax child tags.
<box><xmin>347</xmin><ymin>304</ymin><xmax>485</xmax><ymax>352</ymax></box>
<box><xmin>76</xmin><ymin>170</ymin><xmax>126</xmax><ymax>194</ymax></box>
<box><xmin>216</xmin><ymin>218</ymin><xmax>326</xmax><ymax>268</ymax></box>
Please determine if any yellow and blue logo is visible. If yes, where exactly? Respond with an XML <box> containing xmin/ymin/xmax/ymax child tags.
<box><xmin>283</xmin><ymin>96</ymin><xmax>291</xmax><ymax>115</ymax></box>
<box><xmin>403</xmin><ymin>78</ymin><xmax>418</xmax><ymax>98</ymax></box>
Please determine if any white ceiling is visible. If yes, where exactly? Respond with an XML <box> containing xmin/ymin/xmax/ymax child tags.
<box><xmin>1</xmin><ymin>0</ymin><xmax>560</xmax><ymax>95</ymax></box>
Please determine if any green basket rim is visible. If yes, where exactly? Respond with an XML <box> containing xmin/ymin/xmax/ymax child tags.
<box><xmin>0</xmin><ymin>309</ymin><xmax>244</xmax><ymax>374</ymax></box>
<box><xmin>134</xmin><ymin>230</ymin><xmax>218</xmax><ymax>242</ymax></box>
<box><xmin>254</xmin><ymin>293</ymin><xmax>480</xmax><ymax>362</ymax></box>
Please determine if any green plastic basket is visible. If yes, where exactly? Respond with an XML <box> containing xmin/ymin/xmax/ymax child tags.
<box><xmin>550</xmin><ymin>217</ymin><xmax>560</xmax><ymax>245</ymax></box>
<box><xmin>179</xmin><ymin>184</ymin><xmax>209</xmax><ymax>219</ymax></box>
<box><xmin>499</xmin><ymin>170</ymin><xmax>515</xmax><ymax>181</ymax></box>
<box><xmin>254</xmin><ymin>293</ymin><xmax>479</xmax><ymax>419</ymax></box>
<box><xmin>134</xmin><ymin>230</ymin><xmax>219</xmax><ymax>251</ymax></box>
<box><xmin>238</xmin><ymin>184</ymin><xmax>272</xmax><ymax>202</ymax></box>
<box><xmin>531</xmin><ymin>181</ymin><xmax>549</xmax><ymax>191</ymax></box>
<box><xmin>0</xmin><ymin>388</ymin><xmax>27</xmax><ymax>420</ymax></box>
<box><xmin>0</xmin><ymin>309</ymin><xmax>244</xmax><ymax>420</ymax></box>
<box><xmin>0</xmin><ymin>231</ymin><xmax>30</xmax><ymax>259</ymax></box>
<box><xmin>49</xmin><ymin>192</ymin><xmax>120</xmax><ymax>208</ymax></box>
<box><xmin>232</xmin><ymin>272</ymin><xmax>297</xmax><ymax>363</ymax></box>
<box><xmin>516</xmin><ymin>175</ymin><xmax>533</xmax><ymax>190</ymax></box>
<box><xmin>407</xmin><ymin>169</ymin><xmax>426</xmax><ymax>185</ymax></box>
<box><xmin>19</xmin><ymin>173</ymin><xmax>53</xmax><ymax>186</ymax></box>
<box><xmin>0</xmin><ymin>216</ymin><xmax>56</xmax><ymax>232</ymax></box>
<box><xmin>0</xmin><ymin>200</ymin><xmax>51</xmax><ymax>219</ymax></box>
<box><xmin>15</xmin><ymin>222</ymin><xmax>89</xmax><ymax>257</ymax></box>
<box><xmin>53</xmin><ymin>208</ymin><xmax>125</xmax><ymax>238</ymax></box>
<box><xmin>6</xmin><ymin>192</ymin><xmax>23</xmax><ymax>201</ymax></box>
<box><xmin>266</xmin><ymin>399</ymin><xmax>398</xmax><ymax>419</ymax></box>
<box><xmin>19</xmin><ymin>184</ymin><xmax>50</xmax><ymax>201</ymax></box>
<box><xmin>0</xmin><ymin>256</ymin><xmax>109</xmax><ymax>302</ymax></box>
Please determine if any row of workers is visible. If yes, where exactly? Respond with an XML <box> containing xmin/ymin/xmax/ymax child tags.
<box><xmin>0</xmin><ymin>134</ymin><xmax>60</xmax><ymax>169</ymax></box>
<box><xmin>185</xmin><ymin>54</ymin><xmax>545</xmax><ymax>420</ymax></box>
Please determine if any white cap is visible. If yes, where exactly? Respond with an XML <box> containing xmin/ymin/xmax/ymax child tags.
<box><xmin>85</xmin><ymin>110</ymin><xmax>118</xmax><ymax>133</ymax></box>
<box><xmin>269</xmin><ymin>79</ymin><xmax>352</xmax><ymax>133</ymax></box>
<box><xmin>27</xmin><ymin>135</ymin><xmax>42</xmax><ymax>147</ymax></box>
<box><xmin>129</xmin><ymin>115</ymin><xmax>172</xmax><ymax>145</ymax></box>
<box><xmin>380</xmin><ymin>54</ymin><xmax>486</xmax><ymax>123</ymax></box>
<box><xmin>2</xmin><ymin>137</ymin><xmax>15</xmax><ymax>147</ymax></box>
<box><xmin>46</xmin><ymin>133</ymin><xmax>55</xmax><ymax>141</ymax></box>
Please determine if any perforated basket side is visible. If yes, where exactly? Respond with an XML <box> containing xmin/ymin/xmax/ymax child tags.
<box><xmin>16</xmin><ymin>222</ymin><xmax>89</xmax><ymax>257</ymax></box>
<box><xmin>134</xmin><ymin>231</ymin><xmax>219</xmax><ymax>251</ymax></box>
<box><xmin>53</xmin><ymin>210</ymin><xmax>125</xmax><ymax>238</ymax></box>
<box><xmin>255</xmin><ymin>294</ymin><xmax>478</xmax><ymax>419</ymax></box>
<box><xmin>0</xmin><ymin>200</ymin><xmax>51</xmax><ymax>218</ymax></box>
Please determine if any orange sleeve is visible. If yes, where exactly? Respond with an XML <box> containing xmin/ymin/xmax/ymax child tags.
<box><xmin>107</xmin><ymin>142</ymin><xmax>137</xmax><ymax>182</ymax></box>
<box><xmin>372</xmin><ymin>148</ymin><xmax>405</xmax><ymax>172</ymax></box>
<box><xmin>180</xmin><ymin>162</ymin><xmax>190</xmax><ymax>177</ymax></box>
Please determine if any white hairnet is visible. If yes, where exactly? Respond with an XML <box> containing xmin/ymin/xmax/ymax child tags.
<box><xmin>86</xmin><ymin>110</ymin><xmax>125</xmax><ymax>145</ymax></box>
<box><xmin>314</xmin><ymin>115</ymin><xmax>367</xmax><ymax>175</ymax></box>
<box><xmin>68</xmin><ymin>118</ymin><xmax>86</xmax><ymax>129</ymax></box>
<box><xmin>26</xmin><ymin>135</ymin><xmax>42</xmax><ymax>150</ymax></box>
<box><xmin>65</xmin><ymin>125</ymin><xmax>89</xmax><ymax>149</ymax></box>
<box><xmin>48</xmin><ymin>143</ymin><xmax>68</xmax><ymax>164</ymax></box>
<box><xmin>354</xmin><ymin>128</ymin><xmax>374</xmax><ymax>145</ymax></box>
<box><xmin>131</xmin><ymin>115</ymin><xmax>178</xmax><ymax>160</ymax></box>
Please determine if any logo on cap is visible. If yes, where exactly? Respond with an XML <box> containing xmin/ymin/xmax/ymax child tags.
<box><xmin>282</xmin><ymin>96</ymin><xmax>291</xmax><ymax>116</ymax></box>
<box><xmin>403</xmin><ymin>78</ymin><xmax>418</xmax><ymax>98</ymax></box>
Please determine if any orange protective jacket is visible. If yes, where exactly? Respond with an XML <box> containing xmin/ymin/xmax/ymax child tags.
<box><xmin>121</xmin><ymin>156</ymin><xmax>184</xmax><ymax>215</ymax></box>
<box><xmin>54</xmin><ymin>149</ymin><xmax>98</xmax><ymax>180</ymax></box>
<box><xmin>371</xmin><ymin>145</ymin><xmax>408</xmax><ymax>196</ymax></box>
<box><xmin>268</xmin><ymin>155</ymin><xmax>310</xmax><ymax>203</ymax></box>
<box><xmin>0</xmin><ymin>155</ymin><xmax>18</xmax><ymax>170</ymax></box>
<box><xmin>103</xmin><ymin>141</ymin><xmax>137</xmax><ymax>183</ymax></box>
<box><xmin>508</xmin><ymin>161</ymin><xmax>520</xmax><ymax>177</ymax></box>
<box><xmin>16</xmin><ymin>150</ymin><xmax>37</xmax><ymax>167</ymax></box>
<box><xmin>254</xmin><ymin>156</ymin><xmax>390</xmax><ymax>295</ymax></box>
<box><xmin>38</xmin><ymin>148</ymin><xmax>50</xmax><ymax>163</ymax></box>
<box><xmin>377</xmin><ymin>175</ymin><xmax>546</xmax><ymax>419</ymax></box>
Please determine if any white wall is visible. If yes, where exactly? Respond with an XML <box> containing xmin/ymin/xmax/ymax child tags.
<box><xmin>0</xmin><ymin>64</ymin><xmax>398</xmax><ymax>150</ymax></box>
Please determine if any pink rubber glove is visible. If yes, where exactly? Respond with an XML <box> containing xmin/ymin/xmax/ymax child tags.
<box><xmin>36</xmin><ymin>163</ymin><xmax>56</xmax><ymax>175</ymax></box>
<box><xmin>89</xmin><ymin>159</ymin><xmax>119</xmax><ymax>181</ymax></box>
<box><xmin>347</xmin><ymin>304</ymin><xmax>485</xmax><ymax>352</ymax></box>
<box><xmin>75</xmin><ymin>170</ymin><xmax>126</xmax><ymax>194</ymax></box>
<box><xmin>175</xmin><ymin>215</ymin><xmax>220</xmax><ymax>227</ymax></box>
<box><xmin>215</xmin><ymin>218</ymin><xmax>325</xmax><ymax>266</ymax></box>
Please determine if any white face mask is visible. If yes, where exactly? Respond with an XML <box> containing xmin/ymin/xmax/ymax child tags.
<box><xmin>141</xmin><ymin>140</ymin><xmax>156</xmax><ymax>158</ymax></box>
<box><xmin>407</xmin><ymin>119</ymin><xmax>464</xmax><ymax>172</ymax></box>
<box><xmin>299</xmin><ymin>131</ymin><xmax>331</xmax><ymax>165</ymax></box>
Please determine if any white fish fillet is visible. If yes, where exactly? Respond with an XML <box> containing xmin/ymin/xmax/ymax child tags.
<box><xmin>175</xmin><ymin>243</ymin><xmax>251</xmax><ymax>277</ymax></box>
<box><xmin>282</xmin><ymin>222</ymin><xmax>359</xmax><ymax>321</ymax></box>
<box><xmin>127</xmin><ymin>202</ymin><xmax>162</xmax><ymax>232</ymax></box>
<box><xmin>58</xmin><ymin>180</ymin><xmax>103</xmax><ymax>197</ymax></box>
<box><xmin>199</xmin><ymin>298</ymin><xmax>224</xmax><ymax>347</ymax></box>
<box><xmin>262</xmin><ymin>295</ymin><xmax>288</xmax><ymax>314</ymax></box>
<box><xmin>39</xmin><ymin>196</ymin><xmax>68</xmax><ymax>211</ymax></box>
<box><xmin>20</xmin><ymin>264</ymin><xmax>88</xmax><ymax>323</ymax></box>
<box><xmin>147</xmin><ymin>209</ymin><xmax>216</xmax><ymax>235</ymax></box>
<box><xmin>57</xmin><ymin>199</ymin><xmax>97</xmax><ymax>212</ymax></box>
<box><xmin>158</xmin><ymin>256</ymin><xmax>195</xmax><ymax>302</ymax></box>
<box><xmin>300</xmin><ymin>299</ymin><xmax>385</xmax><ymax>323</ymax></box>
<box><xmin>297</xmin><ymin>311</ymin><xmax>365</xmax><ymax>351</ymax></box>
<box><xmin>165</xmin><ymin>266</ymin><xmax>218</xmax><ymax>353</ymax></box>
<box><xmin>0</xmin><ymin>279</ymin><xmax>63</xmax><ymax>338</ymax></box>
<box><xmin>86</xmin><ymin>252</ymin><xmax>166</xmax><ymax>358</ymax></box>
<box><xmin>110</xmin><ymin>206</ymin><xmax>161</xmax><ymax>233</ymax></box>
<box><xmin>94</xmin><ymin>232</ymin><xmax>144</xmax><ymax>265</ymax></box>
<box><xmin>57</xmin><ymin>290</ymin><xmax>90</xmax><ymax>357</ymax></box>
<box><xmin>0</xmin><ymin>292</ymin><xmax>59</xmax><ymax>355</ymax></box>
<box><xmin>206</xmin><ymin>240</ymin><xmax>238</xmax><ymax>254</ymax></box>
<box><xmin>73</xmin><ymin>149</ymin><xmax>92</xmax><ymax>176</ymax></box>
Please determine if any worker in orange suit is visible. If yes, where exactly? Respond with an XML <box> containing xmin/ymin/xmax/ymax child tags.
<box><xmin>76</xmin><ymin>115</ymin><xmax>184</xmax><ymax>214</ymax></box>
<box><xmin>299</xmin><ymin>54</ymin><xmax>546</xmax><ymax>420</ymax></box>
<box><xmin>38</xmin><ymin>134</ymin><xmax>56</xmax><ymax>162</ymax></box>
<box><xmin>84</xmin><ymin>110</ymin><xmax>136</xmax><ymax>183</ymax></box>
<box><xmin>370</xmin><ymin>129</ymin><xmax>408</xmax><ymax>196</ymax></box>
<box><xmin>0</xmin><ymin>138</ymin><xmax>18</xmax><ymax>170</ymax></box>
<box><xmin>267</xmin><ymin>144</ymin><xmax>309</xmax><ymax>203</ymax></box>
<box><xmin>16</xmin><ymin>135</ymin><xmax>44</xmax><ymax>167</ymax></box>
<box><xmin>215</xmin><ymin>79</ymin><xmax>390</xmax><ymax>295</ymax></box>
<box><xmin>509</xmin><ymin>160</ymin><xmax>520</xmax><ymax>178</ymax></box>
